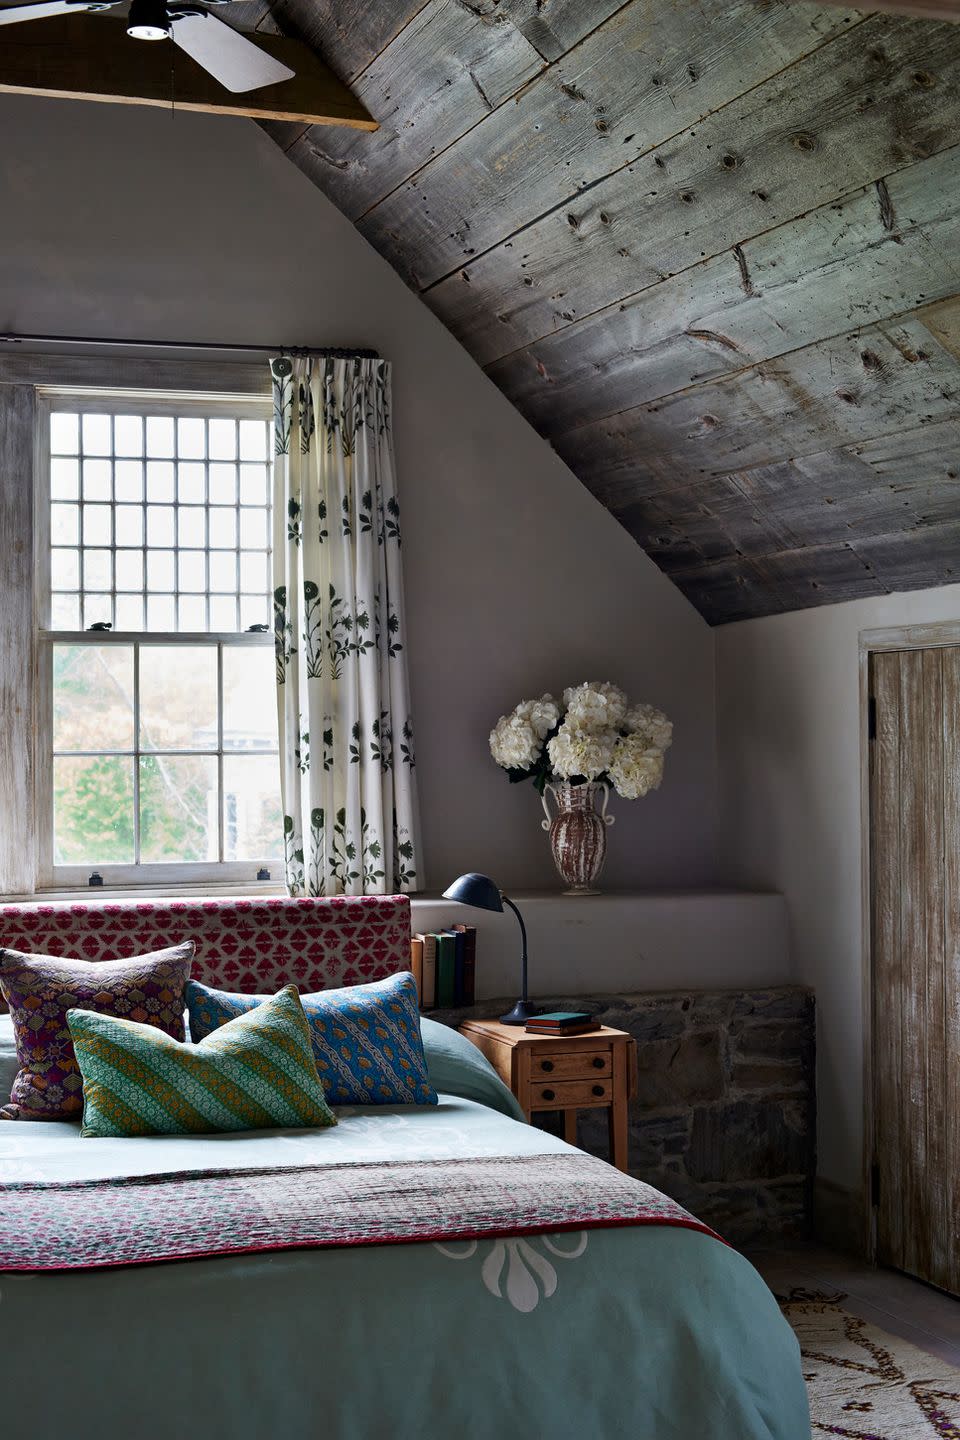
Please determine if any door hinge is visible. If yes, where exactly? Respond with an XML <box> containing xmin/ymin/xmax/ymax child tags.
<box><xmin>871</xmin><ymin>1160</ymin><xmax>881</xmax><ymax>1208</ymax></box>
<box><xmin>868</xmin><ymin>695</ymin><xmax>877</xmax><ymax>741</ymax></box>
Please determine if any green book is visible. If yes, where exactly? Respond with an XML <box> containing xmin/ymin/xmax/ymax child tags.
<box><xmin>435</xmin><ymin>932</ymin><xmax>457</xmax><ymax>1009</ymax></box>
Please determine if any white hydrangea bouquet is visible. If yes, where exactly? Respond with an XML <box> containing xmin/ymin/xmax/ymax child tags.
<box><xmin>489</xmin><ymin>681</ymin><xmax>672</xmax><ymax>799</ymax></box>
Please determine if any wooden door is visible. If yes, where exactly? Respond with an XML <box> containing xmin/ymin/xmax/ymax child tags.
<box><xmin>870</xmin><ymin>646</ymin><xmax>960</xmax><ymax>1294</ymax></box>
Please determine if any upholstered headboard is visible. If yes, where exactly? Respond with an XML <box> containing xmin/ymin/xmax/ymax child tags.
<box><xmin>0</xmin><ymin>896</ymin><xmax>412</xmax><ymax>1010</ymax></box>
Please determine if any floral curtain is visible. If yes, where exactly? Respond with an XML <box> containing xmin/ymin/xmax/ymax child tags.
<box><xmin>271</xmin><ymin>354</ymin><xmax>422</xmax><ymax>896</ymax></box>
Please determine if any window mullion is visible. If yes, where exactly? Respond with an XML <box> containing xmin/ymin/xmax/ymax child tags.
<box><xmin>133</xmin><ymin>642</ymin><xmax>142</xmax><ymax>866</ymax></box>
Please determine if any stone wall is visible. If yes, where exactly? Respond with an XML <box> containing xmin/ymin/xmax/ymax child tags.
<box><xmin>433</xmin><ymin>986</ymin><xmax>815</xmax><ymax>1245</ymax></box>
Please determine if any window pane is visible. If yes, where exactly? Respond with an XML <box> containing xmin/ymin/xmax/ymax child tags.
<box><xmin>209</xmin><ymin>595</ymin><xmax>238</xmax><ymax>631</ymax></box>
<box><xmin>178</xmin><ymin>595</ymin><xmax>208</xmax><ymax>631</ymax></box>
<box><xmin>115</xmin><ymin>505</ymin><xmax>144</xmax><ymax>547</ymax></box>
<box><xmin>239</xmin><ymin>419</ymin><xmax>268</xmax><ymax>461</ymax></box>
<box><xmin>208</xmin><ymin>464</ymin><xmax>236</xmax><ymax>506</ymax></box>
<box><xmin>240</xmin><ymin>595</ymin><xmax>268</xmax><ymax>630</ymax></box>
<box><xmin>179</xmin><ymin>551</ymin><xmax>206</xmax><ymax>593</ymax></box>
<box><xmin>51</xmin><ymin>549</ymin><xmax>79</xmax><ymax>590</ymax></box>
<box><xmin>209</xmin><ymin>552</ymin><xmax>236</xmax><ymax>592</ymax></box>
<box><xmin>208</xmin><ymin>418</ymin><xmax>237</xmax><ymax>461</ymax></box>
<box><xmin>223</xmin><ymin>647</ymin><xmax>277</xmax><ymax>750</ymax></box>
<box><xmin>83</xmin><ymin>594</ymin><xmax>113</xmax><ymax>629</ymax></box>
<box><xmin>114</xmin><ymin>415</ymin><xmax>144</xmax><ymax>458</ymax></box>
<box><xmin>178</xmin><ymin>416</ymin><xmax>205</xmax><ymax>459</ymax></box>
<box><xmin>147</xmin><ymin>549</ymin><xmax>175</xmax><ymax>592</ymax></box>
<box><xmin>83</xmin><ymin>549</ymin><xmax>112</xmax><ymax>592</ymax></box>
<box><xmin>146</xmin><ymin>416</ymin><xmax>175</xmax><ymax>458</ymax></box>
<box><xmin>240</xmin><ymin>509</ymin><xmax>268</xmax><ymax>549</ymax></box>
<box><xmin>239</xmin><ymin>552</ymin><xmax>267</xmax><ymax>594</ymax></box>
<box><xmin>51</xmin><ymin>458</ymin><xmax>79</xmax><ymax>499</ymax></box>
<box><xmin>146</xmin><ymin>594</ymin><xmax>176</xmax><ymax>631</ymax></box>
<box><xmin>83</xmin><ymin>459</ymin><xmax>112</xmax><ymax>502</ymax></box>
<box><xmin>54</xmin><ymin>755</ymin><xmax>135</xmax><ymax>864</ymax></box>
<box><xmin>50</xmin><ymin>413</ymin><xmax>79</xmax><ymax>455</ymax></box>
<box><xmin>139</xmin><ymin>645</ymin><xmax>217</xmax><ymax>750</ymax></box>
<box><xmin>84</xmin><ymin>504</ymin><xmax>112</xmax><ymax>546</ymax></box>
<box><xmin>51</xmin><ymin>593</ymin><xmax>80</xmax><ymax>629</ymax></box>
<box><xmin>145</xmin><ymin>460</ymin><xmax>175</xmax><ymax>502</ymax></box>
<box><xmin>140</xmin><ymin>755</ymin><xmax>217</xmax><ymax>863</ymax></box>
<box><xmin>53</xmin><ymin>644</ymin><xmax>134</xmax><ymax>752</ymax></box>
<box><xmin>82</xmin><ymin>413</ymin><xmax>111</xmax><ymax>456</ymax></box>
<box><xmin>115</xmin><ymin>461</ymin><xmax>144</xmax><ymax>503</ymax></box>
<box><xmin>223</xmin><ymin>755</ymin><xmax>282</xmax><ymax>860</ymax></box>
<box><xmin>115</xmin><ymin>549</ymin><xmax>144</xmax><ymax>591</ymax></box>
<box><xmin>178</xmin><ymin>462</ymin><xmax>206</xmax><ymax>505</ymax></box>
<box><xmin>239</xmin><ymin>464</ymin><xmax>268</xmax><ymax>506</ymax></box>
<box><xmin>147</xmin><ymin>505</ymin><xmax>175</xmax><ymax>547</ymax></box>
<box><xmin>51</xmin><ymin>503</ymin><xmax>79</xmax><ymax>546</ymax></box>
<box><xmin>115</xmin><ymin>595</ymin><xmax>144</xmax><ymax>631</ymax></box>
<box><xmin>178</xmin><ymin>507</ymin><xmax>206</xmax><ymax>549</ymax></box>
<box><xmin>209</xmin><ymin>508</ymin><xmax>237</xmax><ymax>548</ymax></box>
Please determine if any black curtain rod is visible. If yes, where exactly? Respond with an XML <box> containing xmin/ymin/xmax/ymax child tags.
<box><xmin>0</xmin><ymin>332</ymin><xmax>379</xmax><ymax>360</ymax></box>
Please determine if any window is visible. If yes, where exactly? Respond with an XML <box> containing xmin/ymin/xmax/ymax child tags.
<box><xmin>38</xmin><ymin>391</ymin><xmax>282</xmax><ymax>889</ymax></box>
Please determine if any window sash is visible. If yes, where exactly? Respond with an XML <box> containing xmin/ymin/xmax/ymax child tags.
<box><xmin>35</xmin><ymin>386</ymin><xmax>280</xmax><ymax>893</ymax></box>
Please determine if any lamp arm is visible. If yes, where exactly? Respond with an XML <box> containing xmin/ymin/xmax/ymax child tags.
<box><xmin>501</xmin><ymin>894</ymin><xmax>528</xmax><ymax>1003</ymax></box>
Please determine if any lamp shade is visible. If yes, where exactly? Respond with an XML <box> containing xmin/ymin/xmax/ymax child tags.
<box><xmin>441</xmin><ymin>872</ymin><xmax>504</xmax><ymax>913</ymax></box>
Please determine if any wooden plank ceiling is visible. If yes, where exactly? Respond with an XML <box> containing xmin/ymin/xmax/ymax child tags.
<box><xmin>251</xmin><ymin>0</ymin><xmax>960</xmax><ymax>624</ymax></box>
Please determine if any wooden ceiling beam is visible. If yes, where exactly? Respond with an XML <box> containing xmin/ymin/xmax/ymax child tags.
<box><xmin>812</xmin><ymin>1</ymin><xmax>960</xmax><ymax>17</ymax></box>
<box><xmin>0</xmin><ymin>13</ymin><xmax>377</xmax><ymax>127</ymax></box>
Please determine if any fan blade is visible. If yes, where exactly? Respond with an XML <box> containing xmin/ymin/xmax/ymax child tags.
<box><xmin>171</xmin><ymin>12</ymin><xmax>295</xmax><ymax>94</ymax></box>
<box><xmin>0</xmin><ymin>0</ymin><xmax>108</xmax><ymax>24</ymax></box>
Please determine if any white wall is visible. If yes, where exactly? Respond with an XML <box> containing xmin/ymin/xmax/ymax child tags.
<box><xmin>717</xmin><ymin>583</ymin><xmax>960</xmax><ymax>1198</ymax></box>
<box><xmin>0</xmin><ymin>95</ymin><xmax>718</xmax><ymax>894</ymax></box>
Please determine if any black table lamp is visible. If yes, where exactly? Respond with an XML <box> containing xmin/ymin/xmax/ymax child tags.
<box><xmin>442</xmin><ymin>872</ymin><xmax>541</xmax><ymax>1026</ymax></box>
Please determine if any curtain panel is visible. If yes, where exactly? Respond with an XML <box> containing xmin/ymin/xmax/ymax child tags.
<box><xmin>271</xmin><ymin>355</ymin><xmax>422</xmax><ymax>896</ymax></box>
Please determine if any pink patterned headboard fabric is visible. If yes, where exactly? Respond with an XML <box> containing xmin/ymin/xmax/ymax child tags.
<box><xmin>0</xmin><ymin>896</ymin><xmax>412</xmax><ymax>1012</ymax></box>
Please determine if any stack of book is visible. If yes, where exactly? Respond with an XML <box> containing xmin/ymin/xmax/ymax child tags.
<box><xmin>524</xmin><ymin>1011</ymin><xmax>600</xmax><ymax>1037</ymax></box>
<box><xmin>410</xmin><ymin>926</ymin><xmax>476</xmax><ymax>1010</ymax></box>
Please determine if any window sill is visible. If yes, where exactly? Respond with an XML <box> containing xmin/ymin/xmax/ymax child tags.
<box><xmin>4</xmin><ymin>881</ymin><xmax>286</xmax><ymax>903</ymax></box>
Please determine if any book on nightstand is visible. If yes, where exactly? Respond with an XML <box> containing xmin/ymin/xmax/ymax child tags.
<box><xmin>525</xmin><ymin>1011</ymin><xmax>600</xmax><ymax>1037</ymax></box>
<box><xmin>452</xmin><ymin>923</ymin><xmax>476</xmax><ymax>1005</ymax></box>
<box><xmin>419</xmin><ymin>933</ymin><xmax>438</xmax><ymax>1009</ymax></box>
<box><xmin>410</xmin><ymin>935</ymin><xmax>424</xmax><ymax>1000</ymax></box>
<box><xmin>436</xmin><ymin>932</ymin><xmax>457</xmax><ymax>1008</ymax></box>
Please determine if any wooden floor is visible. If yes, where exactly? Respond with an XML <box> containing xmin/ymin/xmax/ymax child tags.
<box><xmin>748</xmin><ymin>1244</ymin><xmax>960</xmax><ymax>1369</ymax></box>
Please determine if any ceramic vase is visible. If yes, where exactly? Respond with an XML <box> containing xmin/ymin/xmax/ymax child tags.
<box><xmin>540</xmin><ymin>780</ymin><xmax>614</xmax><ymax>895</ymax></box>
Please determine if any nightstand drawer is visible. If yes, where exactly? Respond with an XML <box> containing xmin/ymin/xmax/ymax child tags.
<box><xmin>528</xmin><ymin>1077</ymin><xmax>613</xmax><ymax>1111</ymax></box>
<box><xmin>530</xmin><ymin>1050</ymin><xmax>611</xmax><ymax>1081</ymax></box>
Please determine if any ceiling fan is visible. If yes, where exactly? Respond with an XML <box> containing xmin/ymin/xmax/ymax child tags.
<box><xmin>0</xmin><ymin>0</ymin><xmax>296</xmax><ymax>93</ymax></box>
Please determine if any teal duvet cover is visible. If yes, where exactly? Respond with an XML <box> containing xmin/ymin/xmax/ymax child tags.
<box><xmin>0</xmin><ymin>1016</ymin><xmax>809</xmax><ymax>1439</ymax></box>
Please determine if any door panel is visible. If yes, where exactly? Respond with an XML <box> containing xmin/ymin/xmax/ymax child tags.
<box><xmin>870</xmin><ymin>646</ymin><xmax>958</xmax><ymax>1295</ymax></box>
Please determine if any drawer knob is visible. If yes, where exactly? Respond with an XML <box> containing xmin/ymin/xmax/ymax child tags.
<box><xmin>592</xmin><ymin>1084</ymin><xmax>605</xmax><ymax>1097</ymax></box>
<box><xmin>592</xmin><ymin>1057</ymin><xmax>605</xmax><ymax>1070</ymax></box>
<box><xmin>541</xmin><ymin>1060</ymin><xmax>554</xmax><ymax>1072</ymax></box>
<box><xmin>542</xmin><ymin>1088</ymin><xmax>556</xmax><ymax>1101</ymax></box>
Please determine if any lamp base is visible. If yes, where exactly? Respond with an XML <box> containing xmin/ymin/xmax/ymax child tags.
<box><xmin>499</xmin><ymin>999</ymin><xmax>543</xmax><ymax>1026</ymax></box>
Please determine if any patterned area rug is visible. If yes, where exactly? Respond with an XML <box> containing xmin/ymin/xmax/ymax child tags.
<box><xmin>778</xmin><ymin>1288</ymin><xmax>960</xmax><ymax>1437</ymax></box>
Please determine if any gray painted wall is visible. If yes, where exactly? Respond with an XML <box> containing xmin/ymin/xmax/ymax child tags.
<box><xmin>0</xmin><ymin>95</ymin><xmax>717</xmax><ymax>893</ymax></box>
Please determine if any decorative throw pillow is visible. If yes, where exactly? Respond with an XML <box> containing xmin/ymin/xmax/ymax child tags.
<box><xmin>187</xmin><ymin>970</ymin><xmax>437</xmax><ymax>1107</ymax></box>
<box><xmin>0</xmin><ymin>943</ymin><xmax>194</xmax><ymax>1122</ymax></box>
<box><xmin>68</xmin><ymin>984</ymin><xmax>337</xmax><ymax>1138</ymax></box>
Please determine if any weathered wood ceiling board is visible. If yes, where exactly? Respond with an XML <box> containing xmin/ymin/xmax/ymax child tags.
<box><xmin>258</xmin><ymin>0</ymin><xmax>960</xmax><ymax>624</ymax></box>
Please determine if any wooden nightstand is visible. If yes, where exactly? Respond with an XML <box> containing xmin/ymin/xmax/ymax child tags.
<box><xmin>458</xmin><ymin>1019</ymin><xmax>637</xmax><ymax>1172</ymax></box>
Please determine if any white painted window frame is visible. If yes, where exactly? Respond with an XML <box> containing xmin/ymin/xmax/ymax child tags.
<box><xmin>0</xmin><ymin>352</ymin><xmax>286</xmax><ymax>899</ymax></box>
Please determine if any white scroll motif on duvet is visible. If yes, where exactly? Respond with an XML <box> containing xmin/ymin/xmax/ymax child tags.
<box><xmin>434</xmin><ymin>1232</ymin><xmax>588</xmax><ymax>1313</ymax></box>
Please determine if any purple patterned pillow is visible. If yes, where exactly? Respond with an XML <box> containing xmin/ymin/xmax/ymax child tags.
<box><xmin>0</xmin><ymin>943</ymin><xmax>193</xmax><ymax>1121</ymax></box>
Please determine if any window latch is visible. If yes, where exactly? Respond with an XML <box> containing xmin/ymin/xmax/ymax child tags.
<box><xmin>87</xmin><ymin>622</ymin><xmax>112</xmax><ymax>632</ymax></box>
<box><xmin>247</xmin><ymin>623</ymin><xmax>269</xmax><ymax>633</ymax></box>
<box><xmin>88</xmin><ymin>871</ymin><xmax>104</xmax><ymax>887</ymax></box>
<box><xmin>257</xmin><ymin>867</ymin><xmax>271</xmax><ymax>882</ymax></box>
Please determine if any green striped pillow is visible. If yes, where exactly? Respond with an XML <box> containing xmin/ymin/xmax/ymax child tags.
<box><xmin>67</xmin><ymin>985</ymin><xmax>337</xmax><ymax>1138</ymax></box>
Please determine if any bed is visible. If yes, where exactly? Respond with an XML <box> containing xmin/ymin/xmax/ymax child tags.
<box><xmin>0</xmin><ymin>897</ymin><xmax>809</xmax><ymax>1439</ymax></box>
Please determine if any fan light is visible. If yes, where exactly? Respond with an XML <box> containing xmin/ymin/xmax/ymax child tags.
<box><xmin>127</xmin><ymin>0</ymin><xmax>171</xmax><ymax>40</ymax></box>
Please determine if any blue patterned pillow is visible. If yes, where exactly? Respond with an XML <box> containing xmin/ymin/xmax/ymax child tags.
<box><xmin>186</xmin><ymin>971</ymin><xmax>437</xmax><ymax>1107</ymax></box>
